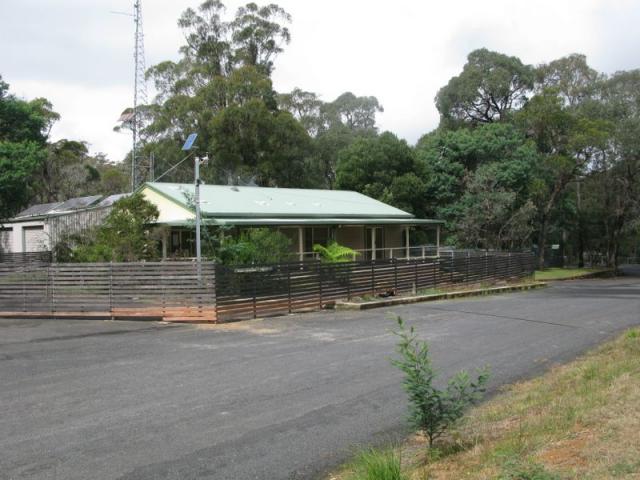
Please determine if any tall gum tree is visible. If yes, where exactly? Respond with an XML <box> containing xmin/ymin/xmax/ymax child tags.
<box><xmin>435</xmin><ymin>48</ymin><xmax>535</xmax><ymax>127</ymax></box>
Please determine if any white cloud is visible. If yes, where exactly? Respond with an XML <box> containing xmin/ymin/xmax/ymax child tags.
<box><xmin>2</xmin><ymin>0</ymin><xmax>639</xmax><ymax>161</ymax></box>
<box><xmin>9</xmin><ymin>80</ymin><xmax>132</xmax><ymax>160</ymax></box>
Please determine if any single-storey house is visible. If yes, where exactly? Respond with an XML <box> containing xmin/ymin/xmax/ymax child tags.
<box><xmin>139</xmin><ymin>182</ymin><xmax>443</xmax><ymax>260</ymax></box>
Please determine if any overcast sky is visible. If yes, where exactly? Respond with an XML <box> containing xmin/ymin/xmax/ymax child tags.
<box><xmin>1</xmin><ymin>0</ymin><xmax>639</xmax><ymax>163</ymax></box>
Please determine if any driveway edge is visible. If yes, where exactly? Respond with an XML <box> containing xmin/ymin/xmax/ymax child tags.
<box><xmin>335</xmin><ymin>282</ymin><xmax>547</xmax><ymax>310</ymax></box>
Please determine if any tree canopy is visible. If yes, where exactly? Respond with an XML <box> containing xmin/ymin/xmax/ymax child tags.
<box><xmin>435</xmin><ymin>49</ymin><xmax>535</xmax><ymax>127</ymax></box>
<box><xmin>2</xmin><ymin>4</ymin><xmax>638</xmax><ymax>267</ymax></box>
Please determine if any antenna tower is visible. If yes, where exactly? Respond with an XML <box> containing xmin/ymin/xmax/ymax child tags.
<box><xmin>131</xmin><ymin>0</ymin><xmax>147</xmax><ymax>191</ymax></box>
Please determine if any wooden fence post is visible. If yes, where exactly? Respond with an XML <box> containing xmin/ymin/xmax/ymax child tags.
<box><xmin>109</xmin><ymin>262</ymin><xmax>113</xmax><ymax>316</ymax></box>
<box><xmin>432</xmin><ymin>258</ymin><xmax>437</xmax><ymax>288</ymax></box>
<box><xmin>318</xmin><ymin>261</ymin><xmax>323</xmax><ymax>308</ymax></box>
<box><xmin>47</xmin><ymin>265</ymin><xmax>52</xmax><ymax>314</ymax></box>
<box><xmin>371</xmin><ymin>261</ymin><xmax>375</xmax><ymax>296</ymax></box>
<box><xmin>466</xmin><ymin>252</ymin><xmax>470</xmax><ymax>283</ymax></box>
<box><xmin>484</xmin><ymin>251</ymin><xmax>489</xmax><ymax>280</ymax></box>
<box><xmin>252</xmin><ymin>271</ymin><xmax>257</xmax><ymax>319</ymax></box>
<box><xmin>22</xmin><ymin>266</ymin><xmax>27</xmax><ymax>313</ymax></box>
<box><xmin>394</xmin><ymin>258</ymin><xmax>398</xmax><ymax>293</ymax></box>
<box><xmin>287</xmin><ymin>266</ymin><xmax>292</xmax><ymax>313</ymax></box>
<box><xmin>50</xmin><ymin>265</ymin><xmax>55</xmax><ymax>315</ymax></box>
<box><xmin>450</xmin><ymin>250</ymin><xmax>454</xmax><ymax>283</ymax></box>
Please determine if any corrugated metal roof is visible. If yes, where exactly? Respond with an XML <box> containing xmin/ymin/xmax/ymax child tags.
<box><xmin>12</xmin><ymin>194</ymin><xmax>124</xmax><ymax>220</ymax></box>
<box><xmin>55</xmin><ymin>195</ymin><xmax>103</xmax><ymax>212</ymax></box>
<box><xmin>144</xmin><ymin>182</ymin><xmax>415</xmax><ymax>219</ymax></box>
<box><xmin>15</xmin><ymin>202</ymin><xmax>63</xmax><ymax>218</ymax></box>
<box><xmin>164</xmin><ymin>218</ymin><xmax>443</xmax><ymax>227</ymax></box>
<box><xmin>96</xmin><ymin>193</ymin><xmax>130</xmax><ymax>208</ymax></box>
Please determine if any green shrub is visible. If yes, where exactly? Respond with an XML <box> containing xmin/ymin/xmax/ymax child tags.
<box><xmin>313</xmin><ymin>241</ymin><xmax>358</xmax><ymax>263</ymax></box>
<box><xmin>54</xmin><ymin>193</ymin><xmax>160</xmax><ymax>262</ymax></box>
<box><xmin>392</xmin><ymin>316</ymin><xmax>490</xmax><ymax>447</ymax></box>
<box><xmin>217</xmin><ymin>228</ymin><xmax>292</xmax><ymax>265</ymax></box>
<box><xmin>345</xmin><ymin>448</ymin><xmax>407</xmax><ymax>480</ymax></box>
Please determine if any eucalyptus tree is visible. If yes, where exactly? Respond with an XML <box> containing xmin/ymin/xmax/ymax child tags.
<box><xmin>0</xmin><ymin>76</ymin><xmax>57</xmax><ymax>218</ymax></box>
<box><xmin>414</xmin><ymin>122</ymin><xmax>538</xmax><ymax>246</ymax></box>
<box><xmin>535</xmin><ymin>54</ymin><xmax>601</xmax><ymax>107</ymax></box>
<box><xmin>139</xmin><ymin>1</ymin><xmax>317</xmax><ymax>187</ymax></box>
<box><xmin>277</xmin><ymin>88</ymin><xmax>323</xmax><ymax>136</ymax></box>
<box><xmin>591</xmin><ymin>70</ymin><xmax>640</xmax><ymax>265</ymax></box>
<box><xmin>335</xmin><ymin>132</ymin><xmax>426</xmax><ymax>215</ymax></box>
<box><xmin>277</xmin><ymin>88</ymin><xmax>385</xmax><ymax>189</ymax></box>
<box><xmin>435</xmin><ymin>48</ymin><xmax>535</xmax><ymax>127</ymax></box>
<box><xmin>322</xmin><ymin>92</ymin><xmax>383</xmax><ymax>131</ymax></box>
<box><xmin>518</xmin><ymin>87</ymin><xmax>611</xmax><ymax>268</ymax></box>
<box><xmin>231</xmin><ymin>2</ymin><xmax>291</xmax><ymax>75</ymax></box>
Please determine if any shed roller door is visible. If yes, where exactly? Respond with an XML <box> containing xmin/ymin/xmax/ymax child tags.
<box><xmin>23</xmin><ymin>226</ymin><xmax>47</xmax><ymax>252</ymax></box>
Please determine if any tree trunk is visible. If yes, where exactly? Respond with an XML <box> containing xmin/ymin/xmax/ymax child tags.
<box><xmin>537</xmin><ymin>216</ymin><xmax>548</xmax><ymax>270</ymax></box>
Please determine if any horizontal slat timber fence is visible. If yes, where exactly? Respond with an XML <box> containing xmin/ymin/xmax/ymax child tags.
<box><xmin>0</xmin><ymin>261</ymin><xmax>216</xmax><ymax>321</ymax></box>
<box><xmin>0</xmin><ymin>251</ymin><xmax>52</xmax><ymax>264</ymax></box>
<box><xmin>215</xmin><ymin>251</ymin><xmax>535</xmax><ymax>321</ymax></box>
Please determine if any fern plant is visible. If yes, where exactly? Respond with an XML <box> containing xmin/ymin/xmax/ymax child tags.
<box><xmin>313</xmin><ymin>241</ymin><xmax>358</xmax><ymax>263</ymax></box>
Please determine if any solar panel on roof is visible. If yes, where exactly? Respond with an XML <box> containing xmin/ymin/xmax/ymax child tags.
<box><xmin>96</xmin><ymin>193</ymin><xmax>129</xmax><ymax>207</ymax></box>
<box><xmin>54</xmin><ymin>195</ymin><xmax>102</xmax><ymax>212</ymax></box>
<box><xmin>14</xmin><ymin>202</ymin><xmax>63</xmax><ymax>218</ymax></box>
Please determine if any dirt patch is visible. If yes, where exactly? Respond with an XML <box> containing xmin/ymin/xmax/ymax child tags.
<box><xmin>537</xmin><ymin>430</ymin><xmax>593</xmax><ymax>469</ymax></box>
<box><xmin>194</xmin><ymin>318</ymin><xmax>281</xmax><ymax>335</ymax></box>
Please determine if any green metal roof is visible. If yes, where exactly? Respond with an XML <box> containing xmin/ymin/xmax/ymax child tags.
<box><xmin>163</xmin><ymin>218</ymin><xmax>443</xmax><ymax>227</ymax></box>
<box><xmin>144</xmin><ymin>182</ymin><xmax>422</xmax><ymax>220</ymax></box>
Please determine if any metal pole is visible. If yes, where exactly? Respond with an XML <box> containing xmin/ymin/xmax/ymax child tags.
<box><xmin>298</xmin><ymin>227</ymin><xmax>304</xmax><ymax>262</ymax></box>
<box><xmin>405</xmin><ymin>227</ymin><xmax>410</xmax><ymax>259</ymax></box>
<box><xmin>195</xmin><ymin>156</ymin><xmax>202</xmax><ymax>279</ymax></box>
<box><xmin>131</xmin><ymin>2</ymin><xmax>138</xmax><ymax>192</ymax></box>
<box><xmin>371</xmin><ymin>228</ymin><xmax>376</xmax><ymax>261</ymax></box>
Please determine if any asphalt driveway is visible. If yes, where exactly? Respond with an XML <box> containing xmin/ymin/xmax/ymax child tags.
<box><xmin>1</xmin><ymin>266</ymin><xmax>639</xmax><ymax>480</ymax></box>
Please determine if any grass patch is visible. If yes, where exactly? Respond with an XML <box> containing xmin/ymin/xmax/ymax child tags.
<box><xmin>534</xmin><ymin>268</ymin><xmax>609</xmax><ymax>281</ymax></box>
<box><xmin>341</xmin><ymin>448</ymin><xmax>408</xmax><ymax>480</ymax></box>
<box><xmin>330</xmin><ymin>327</ymin><xmax>640</xmax><ymax>480</ymax></box>
<box><xmin>416</xmin><ymin>288</ymin><xmax>445</xmax><ymax>296</ymax></box>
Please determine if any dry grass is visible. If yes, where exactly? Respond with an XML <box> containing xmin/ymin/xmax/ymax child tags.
<box><xmin>333</xmin><ymin>328</ymin><xmax>640</xmax><ymax>480</ymax></box>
